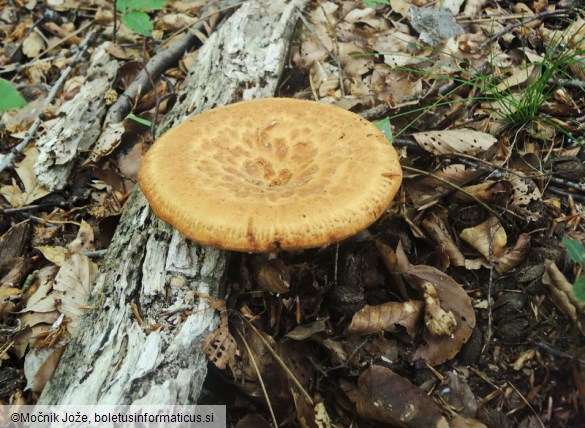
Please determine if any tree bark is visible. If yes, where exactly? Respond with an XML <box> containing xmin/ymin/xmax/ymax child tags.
<box><xmin>38</xmin><ymin>0</ymin><xmax>307</xmax><ymax>405</ymax></box>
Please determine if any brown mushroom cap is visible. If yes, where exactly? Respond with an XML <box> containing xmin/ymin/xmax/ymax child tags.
<box><xmin>138</xmin><ymin>98</ymin><xmax>402</xmax><ymax>252</ymax></box>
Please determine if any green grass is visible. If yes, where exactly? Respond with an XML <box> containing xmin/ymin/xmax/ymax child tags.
<box><xmin>368</xmin><ymin>19</ymin><xmax>585</xmax><ymax>141</ymax></box>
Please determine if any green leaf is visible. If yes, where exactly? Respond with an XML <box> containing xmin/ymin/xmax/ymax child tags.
<box><xmin>121</xmin><ymin>10</ymin><xmax>153</xmax><ymax>36</ymax></box>
<box><xmin>374</xmin><ymin>117</ymin><xmax>393</xmax><ymax>142</ymax></box>
<box><xmin>363</xmin><ymin>0</ymin><xmax>390</xmax><ymax>6</ymax></box>
<box><xmin>573</xmin><ymin>276</ymin><xmax>585</xmax><ymax>303</ymax></box>
<box><xmin>117</xmin><ymin>0</ymin><xmax>166</xmax><ymax>12</ymax></box>
<box><xmin>562</xmin><ymin>237</ymin><xmax>585</xmax><ymax>264</ymax></box>
<box><xmin>126</xmin><ymin>113</ymin><xmax>152</xmax><ymax>127</ymax></box>
<box><xmin>0</xmin><ymin>78</ymin><xmax>27</xmax><ymax>111</ymax></box>
<box><xmin>116</xmin><ymin>0</ymin><xmax>131</xmax><ymax>12</ymax></box>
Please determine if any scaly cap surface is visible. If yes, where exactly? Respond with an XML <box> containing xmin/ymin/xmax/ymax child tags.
<box><xmin>139</xmin><ymin>98</ymin><xmax>402</xmax><ymax>252</ymax></box>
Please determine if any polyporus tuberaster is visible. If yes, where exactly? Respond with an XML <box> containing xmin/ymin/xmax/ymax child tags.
<box><xmin>138</xmin><ymin>98</ymin><xmax>402</xmax><ymax>252</ymax></box>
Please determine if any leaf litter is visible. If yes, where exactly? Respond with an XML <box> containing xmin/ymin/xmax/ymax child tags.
<box><xmin>0</xmin><ymin>0</ymin><xmax>584</xmax><ymax>426</ymax></box>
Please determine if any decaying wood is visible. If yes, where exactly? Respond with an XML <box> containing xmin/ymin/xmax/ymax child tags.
<box><xmin>33</xmin><ymin>45</ymin><xmax>119</xmax><ymax>191</ymax></box>
<box><xmin>38</xmin><ymin>0</ymin><xmax>307</xmax><ymax>405</ymax></box>
<box><xmin>0</xmin><ymin>31</ymin><xmax>99</xmax><ymax>176</ymax></box>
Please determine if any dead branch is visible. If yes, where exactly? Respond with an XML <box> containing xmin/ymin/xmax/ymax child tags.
<box><xmin>107</xmin><ymin>0</ymin><xmax>242</xmax><ymax>123</ymax></box>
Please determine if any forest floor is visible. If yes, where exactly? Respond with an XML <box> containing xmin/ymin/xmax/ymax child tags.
<box><xmin>1</xmin><ymin>0</ymin><xmax>585</xmax><ymax>427</ymax></box>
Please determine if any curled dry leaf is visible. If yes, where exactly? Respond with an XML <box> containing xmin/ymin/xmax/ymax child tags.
<box><xmin>494</xmin><ymin>233</ymin><xmax>531</xmax><ymax>273</ymax></box>
<box><xmin>347</xmin><ymin>300</ymin><xmax>423</xmax><ymax>338</ymax></box>
<box><xmin>356</xmin><ymin>365</ymin><xmax>449</xmax><ymax>428</ymax></box>
<box><xmin>460</xmin><ymin>217</ymin><xmax>530</xmax><ymax>273</ymax></box>
<box><xmin>460</xmin><ymin>217</ymin><xmax>507</xmax><ymax>260</ymax></box>
<box><xmin>438</xmin><ymin>371</ymin><xmax>478</xmax><ymax>418</ymax></box>
<box><xmin>542</xmin><ymin>260</ymin><xmax>585</xmax><ymax>334</ymax></box>
<box><xmin>0</xmin><ymin>147</ymin><xmax>50</xmax><ymax>207</ymax></box>
<box><xmin>409</xmin><ymin>264</ymin><xmax>476</xmax><ymax>365</ymax></box>
<box><xmin>507</xmin><ymin>174</ymin><xmax>542</xmax><ymax>213</ymax></box>
<box><xmin>411</xmin><ymin>130</ymin><xmax>496</xmax><ymax>156</ymax></box>
<box><xmin>455</xmin><ymin>180</ymin><xmax>514</xmax><ymax>204</ymax></box>
<box><xmin>286</xmin><ymin>318</ymin><xmax>329</xmax><ymax>341</ymax></box>
<box><xmin>202</xmin><ymin>323</ymin><xmax>239</xmax><ymax>371</ymax></box>
<box><xmin>22</xmin><ymin>31</ymin><xmax>46</xmax><ymax>58</ymax></box>
<box><xmin>252</xmin><ymin>257</ymin><xmax>290</xmax><ymax>294</ymax></box>
<box><xmin>422</xmin><ymin>213</ymin><xmax>465</xmax><ymax>267</ymax></box>
<box><xmin>24</xmin><ymin>346</ymin><xmax>65</xmax><ymax>395</ymax></box>
<box><xmin>420</xmin><ymin>281</ymin><xmax>457</xmax><ymax>337</ymax></box>
<box><xmin>377</xmin><ymin>242</ymin><xmax>476</xmax><ymax>365</ymax></box>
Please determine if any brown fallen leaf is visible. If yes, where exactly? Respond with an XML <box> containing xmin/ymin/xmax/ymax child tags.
<box><xmin>202</xmin><ymin>307</ymin><xmax>239</xmax><ymax>371</ymax></box>
<box><xmin>542</xmin><ymin>260</ymin><xmax>585</xmax><ymax>334</ymax></box>
<box><xmin>67</xmin><ymin>220</ymin><xmax>95</xmax><ymax>253</ymax></box>
<box><xmin>53</xmin><ymin>253</ymin><xmax>98</xmax><ymax>334</ymax></box>
<box><xmin>420</xmin><ymin>281</ymin><xmax>457</xmax><ymax>337</ymax></box>
<box><xmin>286</xmin><ymin>318</ymin><xmax>329</xmax><ymax>341</ymax></box>
<box><xmin>378</xmin><ymin>242</ymin><xmax>476</xmax><ymax>365</ymax></box>
<box><xmin>408</xmin><ymin>265</ymin><xmax>476</xmax><ymax>365</ymax></box>
<box><xmin>411</xmin><ymin>129</ymin><xmax>497</xmax><ymax>156</ymax></box>
<box><xmin>422</xmin><ymin>212</ymin><xmax>465</xmax><ymax>267</ymax></box>
<box><xmin>252</xmin><ymin>257</ymin><xmax>290</xmax><ymax>294</ymax></box>
<box><xmin>494</xmin><ymin>233</ymin><xmax>530</xmax><ymax>273</ymax></box>
<box><xmin>356</xmin><ymin>365</ymin><xmax>449</xmax><ymax>428</ymax></box>
<box><xmin>460</xmin><ymin>217</ymin><xmax>507</xmax><ymax>260</ymax></box>
<box><xmin>0</xmin><ymin>147</ymin><xmax>50</xmax><ymax>207</ymax></box>
<box><xmin>347</xmin><ymin>300</ymin><xmax>423</xmax><ymax>337</ymax></box>
<box><xmin>24</xmin><ymin>346</ymin><xmax>65</xmax><ymax>395</ymax></box>
<box><xmin>455</xmin><ymin>180</ymin><xmax>514</xmax><ymax>204</ymax></box>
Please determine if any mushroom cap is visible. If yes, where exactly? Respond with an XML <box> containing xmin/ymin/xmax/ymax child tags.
<box><xmin>138</xmin><ymin>98</ymin><xmax>402</xmax><ymax>252</ymax></box>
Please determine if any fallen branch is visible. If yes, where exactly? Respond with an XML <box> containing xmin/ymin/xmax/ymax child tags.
<box><xmin>107</xmin><ymin>0</ymin><xmax>243</xmax><ymax>123</ymax></box>
<box><xmin>480</xmin><ymin>8</ymin><xmax>569</xmax><ymax>50</ymax></box>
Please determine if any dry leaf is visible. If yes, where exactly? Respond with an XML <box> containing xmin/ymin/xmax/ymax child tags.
<box><xmin>542</xmin><ymin>260</ymin><xmax>585</xmax><ymax>334</ymax></box>
<box><xmin>422</xmin><ymin>213</ymin><xmax>465</xmax><ymax>267</ymax></box>
<box><xmin>24</xmin><ymin>346</ymin><xmax>65</xmax><ymax>395</ymax></box>
<box><xmin>35</xmin><ymin>246</ymin><xmax>67</xmax><ymax>266</ymax></box>
<box><xmin>67</xmin><ymin>220</ymin><xmax>95</xmax><ymax>253</ymax></box>
<box><xmin>0</xmin><ymin>147</ymin><xmax>50</xmax><ymax>207</ymax></box>
<box><xmin>460</xmin><ymin>217</ymin><xmax>507</xmax><ymax>260</ymax></box>
<box><xmin>356</xmin><ymin>365</ymin><xmax>449</xmax><ymax>427</ymax></box>
<box><xmin>494</xmin><ymin>234</ymin><xmax>530</xmax><ymax>273</ymax></box>
<box><xmin>420</xmin><ymin>281</ymin><xmax>457</xmax><ymax>337</ymax></box>
<box><xmin>53</xmin><ymin>253</ymin><xmax>98</xmax><ymax>334</ymax></box>
<box><xmin>202</xmin><ymin>307</ymin><xmax>239</xmax><ymax>371</ymax></box>
<box><xmin>347</xmin><ymin>300</ymin><xmax>423</xmax><ymax>337</ymax></box>
<box><xmin>286</xmin><ymin>318</ymin><xmax>329</xmax><ymax>340</ymax></box>
<box><xmin>378</xmin><ymin>242</ymin><xmax>476</xmax><ymax>365</ymax></box>
<box><xmin>22</xmin><ymin>31</ymin><xmax>46</xmax><ymax>58</ymax></box>
<box><xmin>252</xmin><ymin>257</ymin><xmax>290</xmax><ymax>294</ymax></box>
<box><xmin>412</xmin><ymin>130</ymin><xmax>497</xmax><ymax>155</ymax></box>
<box><xmin>0</xmin><ymin>284</ymin><xmax>22</xmax><ymax>301</ymax></box>
<box><xmin>455</xmin><ymin>180</ymin><xmax>514</xmax><ymax>204</ymax></box>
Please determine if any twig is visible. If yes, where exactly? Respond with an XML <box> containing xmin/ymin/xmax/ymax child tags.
<box><xmin>8</xmin><ymin>17</ymin><xmax>44</xmax><ymax>61</ymax></box>
<box><xmin>547</xmin><ymin>186</ymin><xmax>585</xmax><ymax>203</ymax></box>
<box><xmin>444</xmin><ymin>153</ymin><xmax>585</xmax><ymax>194</ymax></box>
<box><xmin>1</xmin><ymin>201</ymin><xmax>69</xmax><ymax>214</ymax></box>
<box><xmin>107</xmin><ymin>0</ymin><xmax>243</xmax><ymax>123</ymax></box>
<box><xmin>0</xmin><ymin>29</ymin><xmax>96</xmax><ymax>174</ymax></box>
<box><xmin>534</xmin><ymin>341</ymin><xmax>585</xmax><ymax>365</ymax></box>
<box><xmin>480</xmin><ymin>9</ymin><xmax>569</xmax><ymax>50</ymax></box>
<box><xmin>401</xmin><ymin>165</ymin><xmax>509</xmax><ymax>226</ymax></box>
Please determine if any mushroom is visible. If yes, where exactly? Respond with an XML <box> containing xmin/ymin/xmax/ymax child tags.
<box><xmin>138</xmin><ymin>98</ymin><xmax>402</xmax><ymax>253</ymax></box>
